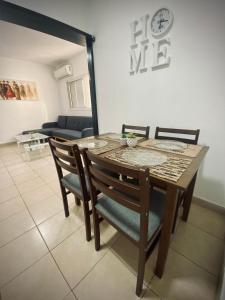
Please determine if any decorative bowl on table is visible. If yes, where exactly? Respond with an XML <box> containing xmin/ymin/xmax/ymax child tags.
<box><xmin>120</xmin><ymin>133</ymin><xmax>127</xmax><ymax>146</ymax></box>
<box><xmin>126</xmin><ymin>132</ymin><xmax>138</xmax><ymax>147</ymax></box>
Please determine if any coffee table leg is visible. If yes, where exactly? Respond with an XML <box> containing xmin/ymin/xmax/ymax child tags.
<box><xmin>182</xmin><ymin>172</ymin><xmax>197</xmax><ymax>222</ymax></box>
<box><xmin>155</xmin><ymin>185</ymin><xmax>178</xmax><ymax>278</ymax></box>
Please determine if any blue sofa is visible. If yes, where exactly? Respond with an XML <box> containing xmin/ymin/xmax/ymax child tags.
<box><xmin>23</xmin><ymin>115</ymin><xmax>94</xmax><ymax>140</ymax></box>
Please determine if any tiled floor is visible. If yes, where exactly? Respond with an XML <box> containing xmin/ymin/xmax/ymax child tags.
<box><xmin>0</xmin><ymin>143</ymin><xmax>224</xmax><ymax>300</ymax></box>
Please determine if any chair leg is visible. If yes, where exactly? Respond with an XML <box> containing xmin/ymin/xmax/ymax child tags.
<box><xmin>172</xmin><ymin>199</ymin><xmax>181</xmax><ymax>233</ymax></box>
<box><xmin>136</xmin><ymin>248</ymin><xmax>146</xmax><ymax>297</ymax></box>
<box><xmin>75</xmin><ymin>196</ymin><xmax>81</xmax><ymax>206</ymax></box>
<box><xmin>83</xmin><ymin>200</ymin><xmax>92</xmax><ymax>242</ymax></box>
<box><xmin>61</xmin><ymin>185</ymin><xmax>69</xmax><ymax>217</ymax></box>
<box><xmin>93</xmin><ymin>209</ymin><xmax>100</xmax><ymax>251</ymax></box>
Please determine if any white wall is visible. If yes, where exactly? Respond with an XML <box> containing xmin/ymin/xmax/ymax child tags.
<box><xmin>89</xmin><ymin>0</ymin><xmax>225</xmax><ymax>207</ymax></box>
<box><xmin>0</xmin><ymin>57</ymin><xmax>61</xmax><ymax>143</ymax></box>
<box><xmin>58</xmin><ymin>50</ymin><xmax>92</xmax><ymax>116</ymax></box>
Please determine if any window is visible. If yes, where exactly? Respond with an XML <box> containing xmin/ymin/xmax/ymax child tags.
<box><xmin>67</xmin><ymin>74</ymin><xmax>91</xmax><ymax>110</ymax></box>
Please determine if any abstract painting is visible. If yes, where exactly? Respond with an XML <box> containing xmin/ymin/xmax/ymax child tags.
<box><xmin>0</xmin><ymin>79</ymin><xmax>38</xmax><ymax>101</ymax></box>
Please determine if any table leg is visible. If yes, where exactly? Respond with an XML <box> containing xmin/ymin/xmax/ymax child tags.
<box><xmin>182</xmin><ymin>172</ymin><xmax>197</xmax><ymax>222</ymax></box>
<box><xmin>155</xmin><ymin>185</ymin><xmax>178</xmax><ymax>278</ymax></box>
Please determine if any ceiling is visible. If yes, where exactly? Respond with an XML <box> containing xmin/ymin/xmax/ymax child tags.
<box><xmin>0</xmin><ymin>21</ymin><xmax>85</xmax><ymax>66</ymax></box>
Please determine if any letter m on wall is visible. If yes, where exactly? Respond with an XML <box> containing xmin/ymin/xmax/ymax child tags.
<box><xmin>130</xmin><ymin>45</ymin><xmax>147</xmax><ymax>75</ymax></box>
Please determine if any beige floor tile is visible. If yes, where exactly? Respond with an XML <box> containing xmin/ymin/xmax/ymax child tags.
<box><xmin>2</xmin><ymin>156</ymin><xmax>23</xmax><ymax>167</ymax></box>
<box><xmin>52</xmin><ymin>227</ymin><xmax>110</xmax><ymax>289</ymax></box>
<box><xmin>41</xmin><ymin>173</ymin><xmax>59</xmax><ymax>184</ymax></box>
<box><xmin>188</xmin><ymin>203</ymin><xmax>225</xmax><ymax>240</ymax></box>
<box><xmin>97</xmin><ymin>220</ymin><xmax>120</xmax><ymax>245</ymax></box>
<box><xmin>0</xmin><ymin>185</ymin><xmax>19</xmax><ymax>204</ymax></box>
<box><xmin>48</xmin><ymin>179</ymin><xmax>61</xmax><ymax>194</ymax></box>
<box><xmin>7</xmin><ymin>162</ymin><xmax>29</xmax><ymax>172</ymax></box>
<box><xmin>38</xmin><ymin>209</ymin><xmax>82</xmax><ymax>249</ymax></box>
<box><xmin>0</xmin><ymin>176</ymin><xmax>14</xmax><ymax>189</ymax></box>
<box><xmin>0</xmin><ymin>209</ymin><xmax>35</xmax><ymax>247</ymax></box>
<box><xmin>8</xmin><ymin>166</ymin><xmax>34</xmax><ymax>178</ymax></box>
<box><xmin>74</xmin><ymin>251</ymin><xmax>143</xmax><ymax>300</ymax></box>
<box><xmin>150</xmin><ymin>249</ymin><xmax>217</xmax><ymax>300</ymax></box>
<box><xmin>16</xmin><ymin>177</ymin><xmax>45</xmax><ymax>194</ymax></box>
<box><xmin>12</xmin><ymin>173</ymin><xmax>39</xmax><ymax>185</ymax></box>
<box><xmin>171</xmin><ymin>222</ymin><xmax>224</xmax><ymax>276</ymax></box>
<box><xmin>63</xmin><ymin>292</ymin><xmax>77</xmax><ymax>300</ymax></box>
<box><xmin>28</xmin><ymin>158</ymin><xmax>50</xmax><ymax>170</ymax></box>
<box><xmin>142</xmin><ymin>289</ymin><xmax>161</xmax><ymax>299</ymax></box>
<box><xmin>0</xmin><ymin>196</ymin><xmax>26</xmax><ymax>222</ymax></box>
<box><xmin>1</xmin><ymin>254</ymin><xmax>70</xmax><ymax>300</ymax></box>
<box><xmin>111</xmin><ymin>235</ymin><xmax>155</xmax><ymax>284</ymax></box>
<box><xmin>21</xmin><ymin>185</ymin><xmax>55</xmax><ymax>206</ymax></box>
<box><xmin>0</xmin><ymin>228</ymin><xmax>48</xmax><ymax>287</ymax></box>
<box><xmin>28</xmin><ymin>195</ymin><xmax>63</xmax><ymax>225</ymax></box>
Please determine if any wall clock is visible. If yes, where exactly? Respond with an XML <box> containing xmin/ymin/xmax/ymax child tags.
<box><xmin>151</xmin><ymin>8</ymin><xmax>173</xmax><ymax>38</ymax></box>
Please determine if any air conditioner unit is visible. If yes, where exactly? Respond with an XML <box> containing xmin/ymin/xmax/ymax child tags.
<box><xmin>54</xmin><ymin>65</ymin><xmax>73</xmax><ymax>79</ymax></box>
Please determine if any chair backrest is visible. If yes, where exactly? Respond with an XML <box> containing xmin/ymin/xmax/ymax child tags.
<box><xmin>82</xmin><ymin>148</ymin><xmax>150</xmax><ymax>217</ymax></box>
<box><xmin>122</xmin><ymin>124</ymin><xmax>150</xmax><ymax>138</ymax></box>
<box><xmin>154</xmin><ymin>127</ymin><xmax>200</xmax><ymax>145</ymax></box>
<box><xmin>48</xmin><ymin>138</ymin><xmax>87</xmax><ymax>196</ymax></box>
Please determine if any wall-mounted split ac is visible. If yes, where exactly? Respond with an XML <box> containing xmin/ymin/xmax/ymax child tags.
<box><xmin>54</xmin><ymin>65</ymin><xmax>73</xmax><ymax>79</ymax></box>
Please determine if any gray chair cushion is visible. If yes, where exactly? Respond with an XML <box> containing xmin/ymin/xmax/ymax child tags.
<box><xmin>66</xmin><ymin>116</ymin><xmax>93</xmax><ymax>131</ymax></box>
<box><xmin>61</xmin><ymin>173</ymin><xmax>89</xmax><ymax>196</ymax></box>
<box><xmin>95</xmin><ymin>190</ymin><xmax>165</xmax><ymax>241</ymax></box>
<box><xmin>52</xmin><ymin>129</ymin><xmax>82</xmax><ymax>140</ymax></box>
<box><xmin>58</xmin><ymin>116</ymin><xmax>67</xmax><ymax>129</ymax></box>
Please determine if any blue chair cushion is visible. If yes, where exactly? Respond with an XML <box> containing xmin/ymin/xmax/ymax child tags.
<box><xmin>61</xmin><ymin>173</ymin><xmax>89</xmax><ymax>196</ymax></box>
<box><xmin>95</xmin><ymin>190</ymin><xmax>165</xmax><ymax>241</ymax></box>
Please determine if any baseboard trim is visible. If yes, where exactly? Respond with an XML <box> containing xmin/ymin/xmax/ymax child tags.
<box><xmin>193</xmin><ymin>196</ymin><xmax>225</xmax><ymax>215</ymax></box>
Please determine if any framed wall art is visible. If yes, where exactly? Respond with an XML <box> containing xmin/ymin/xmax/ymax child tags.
<box><xmin>0</xmin><ymin>79</ymin><xmax>38</xmax><ymax>101</ymax></box>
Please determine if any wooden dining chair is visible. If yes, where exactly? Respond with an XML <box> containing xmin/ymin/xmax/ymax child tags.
<box><xmin>122</xmin><ymin>124</ymin><xmax>150</xmax><ymax>139</ymax></box>
<box><xmin>82</xmin><ymin>149</ymin><xmax>166</xmax><ymax>296</ymax></box>
<box><xmin>155</xmin><ymin>127</ymin><xmax>200</xmax><ymax>145</ymax></box>
<box><xmin>48</xmin><ymin>138</ymin><xmax>92</xmax><ymax>241</ymax></box>
<box><xmin>154</xmin><ymin>127</ymin><xmax>200</xmax><ymax>232</ymax></box>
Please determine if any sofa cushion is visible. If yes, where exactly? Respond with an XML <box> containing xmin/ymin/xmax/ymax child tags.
<box><xmin>66</xmin><ymin>116</ymin><xmax>93</xmax><ymax>131</ymax></box>
<box><xmin>57</xmin><ymin>116</ymin><xmax>67</xmax><ymax>129</ymax></box>
<box><xmin>52</xmin><ymin>129</ymin><xmax>82</xmax><ymax>140</ymax></box>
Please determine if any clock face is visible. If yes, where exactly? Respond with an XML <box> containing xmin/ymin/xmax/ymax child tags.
<box><xmin>151</xmin><ymin>8</ymin><xmax>173</xmax><ymax>38</ymax></box>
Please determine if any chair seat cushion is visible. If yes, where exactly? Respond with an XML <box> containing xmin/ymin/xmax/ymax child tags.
<box><xmin>61</xmin><ymin>173</ymin><xmax>89</xmax><ymax>197</ymax></box>
<box><xmin>96</xmin><ymin>190</ymin><xmax>165</xmax><ymax>241</ymax></box>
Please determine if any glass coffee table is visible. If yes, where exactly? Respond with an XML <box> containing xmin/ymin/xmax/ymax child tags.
<box><xmin>15</xmin><ymin>133</ymin><xmax>50</xmax><ymax>161</ymax></box>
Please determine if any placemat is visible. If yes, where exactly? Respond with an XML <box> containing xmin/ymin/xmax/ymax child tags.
<box><xmin>68</xmin><ymin>137</ymin><xmax>121</xmax><ymax>155</ymax></box>
<box><xmin>100</xmin><ymin>133</ymin><xmax>143</xmax><ymax>141</ymax></box>
<box><xmin>105</xmin><ymin>148</ymin><xmax>192</xmax><ymax>182</ymax></box>
<box><xmin>139</xmin><ymin>139</ymin><xmax>203</xmax><ymax>158</ymax></box>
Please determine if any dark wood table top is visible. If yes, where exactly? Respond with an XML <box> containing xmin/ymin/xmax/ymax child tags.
<box><xmin>67</xmin><ymin>134</ymin><xmax>209</xmax><ymax>191</ymax></box>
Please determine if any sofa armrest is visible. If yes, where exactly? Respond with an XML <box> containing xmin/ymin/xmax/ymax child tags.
<box><xmin>81</xmin><ymin>127</ymin><xmax>94</xmax><ymax>138</ymax></box>
<box><xmin>42</xmin><ymin>122</ymin><xmax>58</xmax><ymax>129</ymax></box>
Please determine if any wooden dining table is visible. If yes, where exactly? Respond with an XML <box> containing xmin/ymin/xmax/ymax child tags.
<box><xmin>67</xmin><ymin>133</ymin><xmax>209</xmax><ymax>278</ymax></box>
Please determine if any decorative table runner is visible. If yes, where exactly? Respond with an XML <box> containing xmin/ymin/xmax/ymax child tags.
<box><xmin>76</xmin><ymin>138</ymin><xmax>121</xmax><ymax>155</ymax></box>
<box><xmin>139</xmin><ymin>139</ymin><xmax>203</xmax><ymax>158</ymax></box>
<box><xmin>105</xmin><ymin>147</ymin><xmax>192</xmax><ymax>182</ymax></box>
<box><xmin>100</xmin><ymin>133</ymin><xmax>143</xmax><ymax>141</ymax></box>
